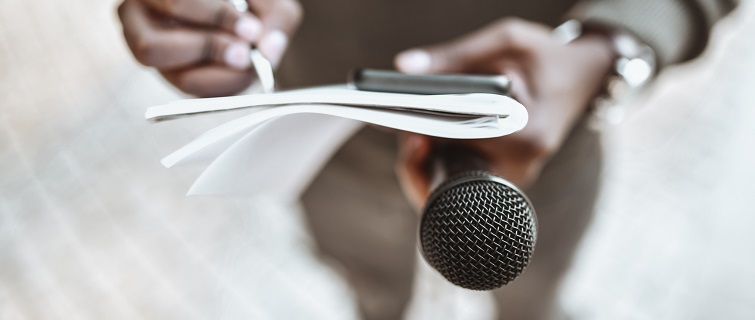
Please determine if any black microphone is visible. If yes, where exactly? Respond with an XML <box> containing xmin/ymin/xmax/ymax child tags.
<box><xmin>350</xmin><ymin>69</ymin><xmax>538</xmax><ymax>290</ymax></box>
<box><xmin>420</xmin><ymin>143</ymin><xmax>536</xmax><ymax>290</ymax></box>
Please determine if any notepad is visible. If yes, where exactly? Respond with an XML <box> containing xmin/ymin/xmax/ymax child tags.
<box><xmin>146</xmin><ymin>85</ymin><xmax>527</xmax><ymax>197</ymax></box>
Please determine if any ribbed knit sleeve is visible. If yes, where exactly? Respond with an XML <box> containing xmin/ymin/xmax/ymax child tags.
<box><xmin>567</xmin><ymin>0</ymin><xmax>739</xmax><ymax>68</ymax></box>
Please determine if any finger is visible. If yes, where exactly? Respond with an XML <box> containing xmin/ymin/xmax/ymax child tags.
<box><xmin>119</xmin><ymin>0</ymin><xmax>159</xmax><ymax>66</ymax></box>
<box><xmin>250</xmin><ymin>0</ymin><xmax>302</xmax><ymax>35</ymax></box>
<box><xmin>141</xmin><ymin>0</ymin><xmax>262</xmax><ymax>41</ymax></box>
<box><xmin>161</xmin><ymin>66</ymin><xmax>255</xmax><ymax>97</ymax></box>
<box><xmin>249</xmin><ymin>0</ymin><xmax>303</xmax><ymax>65</ymax></box>
<box><xmin>395</xmin><ymin>18</ymin><xmax>548</xmax><ymax>74</ymax></box>
<box><xmin>119</xmin><ymin>0</ymin><xmax>252</xmax><ymax>70</ymax></box>
<box><xmin>148</xmin><ymin>28</ymin><xmax>252</xmax><ymax>70</ymax></box>
<box><xmin>396</xmin><ymin>134</ymin><xmax>433</xmax><ymax>211</ymax></box>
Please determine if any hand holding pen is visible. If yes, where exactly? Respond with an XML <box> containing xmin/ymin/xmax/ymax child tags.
<box><xmin>118</xmin><ymin>0</ymin><xmax>301</xmax><ymax>97</ymax></box>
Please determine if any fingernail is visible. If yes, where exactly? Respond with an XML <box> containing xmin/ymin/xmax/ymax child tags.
<box><xmin>396</xmin><ymin>50</ymin><xmax>432</xmax><ymax>74</ymax></box>
<box><xmin>225</xmin><ymin>42</ymin><xmax>251</xmax><ymax>69</ymax></box>
<box><xmin>235</xmin><ymin>16</ymin><xmax>262</xmax><ymax>42</ymax></box>
<box><xmin>258</xmin><ymin>30</ymin><xmax>288</xmax><ymax>66</ymax></box>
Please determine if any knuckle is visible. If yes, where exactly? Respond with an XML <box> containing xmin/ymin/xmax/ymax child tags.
<box><xmin>175</xmin><ymin>82</ymin><xmax>196</xmax><ymax>96</ymax></box>
<box><xmin>117</xmin><ymin>1</ymin><xmax>127</xmax><ymax>19</ymax></box>
<box><xmin>158</xmin><ymin>0</ymin><xmax>182</xmax><ymax>15</ymax></box>
<box><xmin>520</xmin><ymin>134</ymin><xmax>556</xmax><ymax>160</ymax></box>
<box><xmin>205</xmin><ymin>35</ymin><xmax>227</xmax><ymax>63</ymax></box>
<box><xmin>171</xmin><ymin>75</ymin><xmax>199</xmax><ymax>95</ymax></box>
<box><xmin>277</xmin><ymin>0</ymin><xmax>303</xmax><ymax>23</ymax></box>
<box><xmin>133</xmin><ymin>36</ymin><xmax>156</xmax><ymax>65</ymax></box>
<box><xmin>494</xmin><ymin>18</ymin><xmax>526</xmax><ymax>44</ymax></box>
<box><xmin>213</xmin><ymin>6</ymin><xmax>236</xmax><ymax>28</ymax></box>
<box><xmin>496</xmin><ymin>17</ymin><xmax>524</xmax><ymax>30</ymax></box>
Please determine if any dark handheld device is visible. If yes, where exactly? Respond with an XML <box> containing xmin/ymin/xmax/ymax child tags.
<box><xmin>350</xmin><ymin>68</ymin><xmax>511</xmax><ymax>96</ymax></box>
<box><xmin>350</xmin><ymin>69</ymin><xmax>537</xmax><ymax>291</ymax></box>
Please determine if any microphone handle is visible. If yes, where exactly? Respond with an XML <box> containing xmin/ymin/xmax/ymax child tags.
<box><xmin>427</xmin><ymin>143</ymin><xmax>492</xmax><ymax>191</ymax></box>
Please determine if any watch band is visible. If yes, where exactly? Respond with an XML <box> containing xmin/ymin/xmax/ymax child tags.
<box><xmin>554</xmin><ymin>19</ymin><xmax>658</xmax><ymax>129</ymax></box>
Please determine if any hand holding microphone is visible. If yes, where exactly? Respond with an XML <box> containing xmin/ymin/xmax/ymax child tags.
<box><xmin>388</xmin><ymin>18</ymin><xmax>615</xmax><ymax>289</ymax></box>
<box><xmin>352</xmin><ymin>69</ymin><xmax>538</xmax><ymax>290</ymax></box>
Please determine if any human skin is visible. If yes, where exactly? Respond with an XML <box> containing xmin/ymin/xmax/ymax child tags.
<box><xmin>393</xmin><ymin>18</ymin><xmax>615</xmax><ymax>209</ymax></box>
<box><xmin>117</xmin><ymin>2</ymin><xmax>614</xmax><ymax>209</ymax></box>
<box><xmin>118</xmin><ymin>0</ymin><xmax>302</xmax><ymax>97</ymax></box>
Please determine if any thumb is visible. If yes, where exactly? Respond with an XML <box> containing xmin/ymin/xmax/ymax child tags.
<box><xmin>249</xmin><ymin>0</ymin><xmax>303</xmax><ymax>66</ymax></box>
<box><xmin>394</xmin><ymin>18</ymin><xmax>538</xmax><ymax>74</ymax></box>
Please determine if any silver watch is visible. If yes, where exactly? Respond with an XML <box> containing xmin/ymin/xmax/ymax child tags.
<box><xmin>554</xmin><ymin>19</ymin><xmax>657</xmax><ymax>129</ymax></box>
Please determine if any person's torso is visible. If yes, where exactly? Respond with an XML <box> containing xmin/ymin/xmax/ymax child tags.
<box><xmin>278</xmin><ymin>0</ymin><xmax>577</xmax><ymax>88</ymax></box>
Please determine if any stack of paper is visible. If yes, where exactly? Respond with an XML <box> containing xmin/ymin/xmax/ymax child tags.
<box><xmin>146</xmin><ymin>85</ymin><xmax>527</xmax><ymax>197</ymax></box>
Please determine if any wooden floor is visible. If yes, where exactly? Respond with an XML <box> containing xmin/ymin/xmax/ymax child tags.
<box><xmin>1</xmin><ymin>1</ymin><xmax>754</xmax><ymax>319</ymax></box>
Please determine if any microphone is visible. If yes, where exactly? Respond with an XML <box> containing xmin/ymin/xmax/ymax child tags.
<box><xmin>420</xmin><ymin>143</ymin><xmax>537</xmax><ymax>291</ymax></box>
<box><xmin>350</xmin><ymin>69</ymin><xmax>538</xmax><ymax>290</ymax></box>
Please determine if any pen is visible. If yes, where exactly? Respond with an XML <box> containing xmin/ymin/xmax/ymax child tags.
<box><xmin>229</xmin><ymin>0</ymin><xmax>276</xmax><ymax>93</ymax></box>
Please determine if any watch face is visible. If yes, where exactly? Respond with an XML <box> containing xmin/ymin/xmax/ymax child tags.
<box><xmin>617</xmin><ymin>57</ymin><xmax>655</xmax><ymax>87</ymax></box>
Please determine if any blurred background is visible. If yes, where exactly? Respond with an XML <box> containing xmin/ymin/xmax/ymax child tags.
<box><xmin>1</xmin><ymin>1</ymin><xmax>754</xmax><ymax>319</ymax></box>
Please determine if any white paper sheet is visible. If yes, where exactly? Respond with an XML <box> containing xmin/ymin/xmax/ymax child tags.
<box><xmin>187</xmin><ymin>114</ymin><xmax>362</xmax><ymax>197</ymax></box>
<box><xmin>146</xmin><ymin>85</ymin><xmax>524</xmax><ymax>120</ymax></box>
<box><xmin>146</xmin><ymin>85</ymin><xmax>528</xmax><ymax>197</ymax></box>
<box><xmin>161</xmin><ymin>104</ymin><xmax>522</xmax><ymax>169</ymax></box>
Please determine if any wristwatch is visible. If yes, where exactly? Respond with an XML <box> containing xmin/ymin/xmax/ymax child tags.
<box><xmin>554</xmin><ymin>19</ymin><xmax>658</xmax><ymax>129</ymax></box>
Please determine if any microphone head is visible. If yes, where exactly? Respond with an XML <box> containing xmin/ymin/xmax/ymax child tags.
<box><xmin>420</xmin><ymin>171</ymin><xmax>537</xmax><ymax>291</ymax></box>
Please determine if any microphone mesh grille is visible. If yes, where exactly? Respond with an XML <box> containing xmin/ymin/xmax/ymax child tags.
<box><xmin>420</xmin><ymin>171</ymin><xmax>537</xmax><ymax>291</ymax></box>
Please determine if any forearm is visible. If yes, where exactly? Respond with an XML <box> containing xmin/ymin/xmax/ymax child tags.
<box><xmin>567</xmin><ymin>0</ymin><xmax>739</xmax><ymax>68</ymax></box>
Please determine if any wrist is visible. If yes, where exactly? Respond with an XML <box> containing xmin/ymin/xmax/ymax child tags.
<box><xmin>554</xmin><ymin>19</ymin><xmax>658</xmax><ymax>128</ymax></box>
<box><xmin>569</xmin><ymin>33</ymin><xmax>617</xmax><ymax>93</ymax></box>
